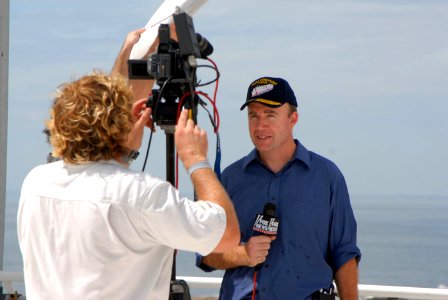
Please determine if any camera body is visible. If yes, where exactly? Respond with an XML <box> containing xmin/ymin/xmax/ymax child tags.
<box><xmin>128</xmin><ymin>12</ymin><xmax>202</xmax><ymax>129</ymax></box>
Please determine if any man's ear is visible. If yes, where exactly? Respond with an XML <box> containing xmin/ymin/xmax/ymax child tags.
<box><xmin>290</xmin><ymin>111</ymin><xmax>299</xmax><ymax>127</ymax></box>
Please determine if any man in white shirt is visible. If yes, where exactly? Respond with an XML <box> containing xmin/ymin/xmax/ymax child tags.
<box><xmin>17</xmin><ymin>70</ymin><xmax>239</xmax><ymax>299</ymax></box>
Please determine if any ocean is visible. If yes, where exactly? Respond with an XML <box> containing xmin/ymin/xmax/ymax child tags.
<box><xmin>3</xmin><ymin>191</ymin><xmax>448</xmax><ymax>296</ymax></box>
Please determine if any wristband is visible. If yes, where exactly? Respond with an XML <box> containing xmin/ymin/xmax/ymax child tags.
<box><xmin>187</xmin><ymin>160</ymin><xmax>211</xmax><ymax>176</ymax></box>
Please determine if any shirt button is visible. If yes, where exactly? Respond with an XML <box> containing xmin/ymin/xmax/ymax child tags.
<box><xmin>265</xmin><ymin>264</ymin><xmax>269</xmax><ymax>268</ymax></box>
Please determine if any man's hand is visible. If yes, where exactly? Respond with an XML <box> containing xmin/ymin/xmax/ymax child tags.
<box><xmin>126</xmin><ymin>98</ymin><xmax>152</xmax><ymax>151</ymax></box>
<box><xmin>124</xmin><ymin>28</ymin><xmax>146</xmax><ymax>52</ymax></box>
<box><xmin>244</xmin><ymin>235</ymin><xmax>276</xmax><ymax>267</ymax></box>
<box><xmin>111</xmin><ymin>28</ymin><xmax>146</xmax><ymax>77</ymax></box>
<box><xmin>174</xmin><ymin>109</ymin><xmax>208</xmax><ymax>170</ymax></box>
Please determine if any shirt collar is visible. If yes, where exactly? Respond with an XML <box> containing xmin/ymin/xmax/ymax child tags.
<box><xmin>242</xmin><ymin>139</ymin><xmax>311</xmax><ymax>170</ymax></box>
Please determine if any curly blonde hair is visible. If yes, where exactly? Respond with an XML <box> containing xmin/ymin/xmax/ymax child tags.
<box><xmin>46</xmin><ymin>71</ymin><xmax>134</xmax><ymax>163</ymax></box>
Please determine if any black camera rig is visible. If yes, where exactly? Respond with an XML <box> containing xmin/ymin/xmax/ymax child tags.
<box><xmin>128</xmin><ymin>11</ymin><xmax>214</xmax><ymax>131</ymax></box>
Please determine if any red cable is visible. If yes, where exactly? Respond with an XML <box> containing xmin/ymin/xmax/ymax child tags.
<box><xmin>174</xmin><ymin>79</ymin><xmax>220</xmax><ymax>188</ymax></box>
<box><xmin>175</xmin><ymin>91</ymin><xmax>221</xmax><ymax>133</ymax></box>
<box><xmin>196</xmin><ymin>90</ymin><xmax>220</xmax><ymax>133</ymax></box>
<box><xmin>207</xmin><ymin>57</ymin><xmax>220</xmax><ymax>124</ymax></box>
<box><xmin>252</xmin><ymin>270</ymin><xmax>257</xmax><ymax>300</ymax></box>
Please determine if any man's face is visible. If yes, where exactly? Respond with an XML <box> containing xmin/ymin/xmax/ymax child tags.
<box><xmin>247</xmin><ymin>102</ymin><xmax>297</xmax><ymax>155</ymax></box>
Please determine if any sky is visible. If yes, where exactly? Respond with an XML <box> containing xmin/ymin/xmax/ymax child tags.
<box><xmin>5</xmin><ymin>0</ymin><xmax>448</xmax><ymax>198</ymax></box>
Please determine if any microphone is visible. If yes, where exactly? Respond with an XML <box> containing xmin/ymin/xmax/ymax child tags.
<box><xmin>195</xmin><ymin>33</ymin><xmax>213</xmax><ymax>58</ymax></box>
<box><xmin>252</xmin><ymin>203</ymin><xmax>279</xmax><ymax>236</ymax></box>
<box><xmin>252</xmin><ymin>203</ymin><xmax>279</xmax><ymax>270</ymax></box>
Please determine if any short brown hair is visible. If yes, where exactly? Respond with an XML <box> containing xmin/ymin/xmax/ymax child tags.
<box><xmin>46</xmin><ymin>71</ymin><xmax>134</xmax><ymax>163</ymax></box>
<box><xmin>288</xmin><ymin>103</ymin><xmax>297</xmax><ymax>115</ymax></box>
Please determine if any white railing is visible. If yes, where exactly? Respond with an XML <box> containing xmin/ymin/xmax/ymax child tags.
<box><xmin>0</xmin><ymin>271</ymin><xmax>23</xmax><ymax>295</ymax></box>
<box><xmin>178</xmin><ymin>276</ymin><xmax>448</xmax><ymax>300</ymax></box>
<box><xmin>1</xmin><ymin>271</ymin><xmax>447</xmax><ymax>299</ymax></box>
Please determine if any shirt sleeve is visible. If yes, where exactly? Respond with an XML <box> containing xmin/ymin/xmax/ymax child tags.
<box><xmin>138</xmin><ymin>181</ymin><xmax>227</xmax><ymax>256</ymax></box>
<box><xmin>195</xmin><ymin>253</ymin><xmax>217</xmax><ymax>272</ymax></box>
<box><xmin>329</xmin><ymin>173</ymin><xmax>362</xmax><ymax>271</ymax></box>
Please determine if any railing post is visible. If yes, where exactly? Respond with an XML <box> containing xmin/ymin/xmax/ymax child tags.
<box><xmin>0</xmin><ymin>1</ymin><xmax>11</xmax><ymax>295</ymax></box>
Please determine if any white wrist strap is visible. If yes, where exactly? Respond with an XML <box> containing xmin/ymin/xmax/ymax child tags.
<box><xmin>187</xmin><ymin>160</ymin><xmax>211</xmax><ymax>176</ymax></box>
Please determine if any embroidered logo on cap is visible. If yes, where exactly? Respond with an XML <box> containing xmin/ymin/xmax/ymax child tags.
<box><xmin>251</xmin><ymin>84</ymin><xmax>274</xmax><ymax>98</ymax></box>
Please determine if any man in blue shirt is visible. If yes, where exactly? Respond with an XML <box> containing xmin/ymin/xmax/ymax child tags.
<box><xmin>197</xmin><ymin>77</ymin><xmax>361</xmax><ymax>300</ymax></box>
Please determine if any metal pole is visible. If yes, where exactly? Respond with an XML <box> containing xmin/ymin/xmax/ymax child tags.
<box><xmin>165</xmin><ymin>132</ymin><xmax>177</xmax><ymax>281</ymax></box>
<box><xmin>0</xmin><ymin>0</ymin><xmax>10</xmax><ymax>278</ymax></box>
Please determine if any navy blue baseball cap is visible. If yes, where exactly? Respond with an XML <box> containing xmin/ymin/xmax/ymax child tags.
<box><xmin>240</xmin><ymin>76</ymin><xmax>297</xmax><ymax>110</ymax></box>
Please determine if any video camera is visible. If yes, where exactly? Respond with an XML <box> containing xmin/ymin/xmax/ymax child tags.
<box><xmin>128</xmin><ymin>11</ymin><xmax>213</xmax><ymax>131</ymax></box>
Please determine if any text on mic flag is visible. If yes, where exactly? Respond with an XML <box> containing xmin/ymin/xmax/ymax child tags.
<box><xmin>252</xmin><ymin>214</ymin><xmax>279</xmax><ymax>236</ymax></box>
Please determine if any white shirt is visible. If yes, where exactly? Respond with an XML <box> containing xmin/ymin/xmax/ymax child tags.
<box><xmin>18</xmin><ymin>160</ymin><xmax>226</xmax><ymax>299</ymax></box>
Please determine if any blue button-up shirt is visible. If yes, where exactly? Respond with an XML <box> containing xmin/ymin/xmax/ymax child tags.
<box><xmin>198</xmin><ymin>141</ymin><xmax>361</xmax><ymax>300</ymax></box>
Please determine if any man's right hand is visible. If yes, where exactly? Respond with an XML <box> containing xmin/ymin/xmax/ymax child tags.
<box><xmin>174</xmin><ymin>109</ymin><xmax>209</xmax><ymax>170</ymax></box>
<box><xmin>124</xmin><ymin>28</ymin><xmax>146</xmax><ymax>52</ymax></box>
<box><xmin>244</xmin><ymin>235</ymin><xmax>276</xmax><ymax>267</ymax></box>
